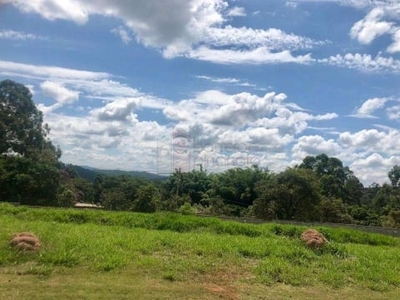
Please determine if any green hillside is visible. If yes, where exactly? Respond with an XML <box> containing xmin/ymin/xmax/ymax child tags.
<box><xmin>66</xmin><ymin>164</ymin><xmax>167</xmax><ymax>182</ymax></box>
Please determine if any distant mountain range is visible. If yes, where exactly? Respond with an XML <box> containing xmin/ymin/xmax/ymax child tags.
<box><xmin>67</xmin><ymin>164</ymin><xmax>167</xmax><ymax>182</ymax></box>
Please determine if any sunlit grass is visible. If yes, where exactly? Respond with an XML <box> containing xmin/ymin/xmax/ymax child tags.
<box><xmin>0</xmin><ymin>203</ymin><xmax>399</xmax><ymax>299</ymax></box>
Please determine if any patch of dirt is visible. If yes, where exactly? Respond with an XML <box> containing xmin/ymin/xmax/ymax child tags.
<box><xmin>199</xmin><ymin>266</ymin><xmax>252</xmax><ymax>300</ymax></box>
<box><xmin>9</xmin><ymin>232</ymin><xmax>41</xmax><ymax>251</ymax></box>
<box><xmin>301</xmin><ymin>229</ymin><xmax>328</xmax><ymax>249</ymax></box>
<box><xmin>204</xmin><ymin>283</ymin><xmax>238</xmax><ymax>300</ymax></box>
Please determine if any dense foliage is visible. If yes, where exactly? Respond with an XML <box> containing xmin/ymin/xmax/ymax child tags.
<box><xmin>0</xmin><ymin>79</ymin><xmax>62</xmax><ymax>205</ymax></box>
<box><xmin>1</xmin><ymin>79</ymin><xmax>400</xmax><ymax>227</ymax></box>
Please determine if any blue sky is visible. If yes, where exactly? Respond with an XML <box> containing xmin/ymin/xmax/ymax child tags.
<box><xmin>1</xmin><ymin>0</ymin><xmax>400</xmax><ymax>185</ymax></box>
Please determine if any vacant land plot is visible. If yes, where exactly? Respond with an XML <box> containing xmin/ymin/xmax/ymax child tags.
<box><xmin>0</xmin><ymin>204</ymin><xmax>399</xmax><ymax>299</ymax></box>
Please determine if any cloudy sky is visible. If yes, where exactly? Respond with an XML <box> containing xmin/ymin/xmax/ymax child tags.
<box><xmin>1</xmin><ymin>0</ymin><xmax>400</xmax><ymax>185</ymax></box>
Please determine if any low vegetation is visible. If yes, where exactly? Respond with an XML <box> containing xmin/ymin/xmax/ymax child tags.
<box><xmin>0</xmin><ymin>204</ymin><xmax>399</xmax><ymax>299</ymax></box>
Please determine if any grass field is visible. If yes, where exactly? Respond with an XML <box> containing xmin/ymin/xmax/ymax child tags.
<box><xmin>1</xmin><ymin>203</ymin><xmax>400</xmax><ymax>299</ymax></box>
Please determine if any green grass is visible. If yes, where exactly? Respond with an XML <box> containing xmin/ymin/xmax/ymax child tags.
<box><xmin>0</xmin><ymin>203</ymin><xmax>400</xmax><ymax>299</ymax></box>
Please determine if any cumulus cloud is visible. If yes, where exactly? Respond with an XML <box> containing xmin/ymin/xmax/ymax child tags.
<box><xmin>162</xmin><ymin>89</ymin><xmax>339</xmax><ymax>165</ymax></box>
<box><xmin>164</xmin><ymin>91</ymin><xmax>287</xmax><ymax>125</ymax></box>
<box><xmin>339</xmin><ymin>129</ymin><xmax>400</xmax><ymax>156</ymax></box>
<box><xmin>6</xmin><ymin>0</ymin><xmax>323</xmax><ymax>65</ymax></box>
<box><xmin>350</xmin><ymin>8</ymin><xmax>393</xmax><ymax>44</ymax></box>
<box><xmin>339</xmin><ymin>129</ymin><xmax>386</xmax><ymax>148</ymax></box>
<box><xmin>7</xmin><ymin>0</ymin><xmax>223</xmax><ymax>48</ymax></box>
<box><xmin>292</xmin><ymin>135</ymin><xmax>342</xmax><ymax>160</ymax></box>
<box><xmin>347</xmin><ymin>1</ymin><xmax>400</xmax><ymax>53</ymax></box>
<box><xmin>350</xmin><ymin>153</ymin><xmax>400</xmax><ymax>184</ymax></box>
<box><xmin>91</xmin><ymin>97</ymin><xmax>140</xmax><ymax>122</ymax></box>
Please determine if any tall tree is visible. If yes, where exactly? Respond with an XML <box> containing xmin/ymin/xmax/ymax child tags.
<box><xmin>388</xmin><ymin>165</ymin><xmax>400</xmax><ymax>188</ymax></box>
<box><xmin>207</xmin><ymin>165</ymin><xmax>272</xmax><ymax>207</ymax></box>
<box><xmin>0</xmin><ymin>79</ymin><xmax>62</xmax><ymax>205</ymax></box>
<box><xmin>298</xmin><ymin>153</ymin><xmax>363</xmax><ymax>204</ymax></box>
<box><xmin>253</xmin><ymin>168</ymin><xmax>321</xmax><ymax>221</ymax></box>
<box><xmin>0</xmin><ymin>79</ymin><xmax>60</xmax><ymax>159</ymax></box>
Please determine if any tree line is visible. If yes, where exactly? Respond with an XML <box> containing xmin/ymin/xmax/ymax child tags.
<box><xmin>1</xmin><ymin>79</ymin><xmax>400</xmax><ymax>227</ymax></box>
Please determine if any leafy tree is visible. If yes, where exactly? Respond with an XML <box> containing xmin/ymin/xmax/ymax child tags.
<box><xmin>253</xmin><ymin>168</ymin><xmax>321</xmax><ymax>221</ymax></box>
<box><xmin>388</xmin><ymin>165</ymin><xmax>400</xmax><ymax>188</ymax></box>
<box><xmin>0</xmin><ymin>155</ymin><xmax>60</xmax><ymax>205</ymax></box>
<box><xmin>101</xmin><ymin>189</ymin><xmax>128</xmax><ymax>211</ymax></box>
<box><xmin>361</xmin><ymin>182</ymin><xmax>381</xmax><ymax>206</ymax></box>
<box><xmin>163</xmin><ymin>169</ymin><xmax>210</xmax><ymax>201</ymax></box>
<box><xmin>207</xmin><ymin>165</ymin><xmax>272</xmax><ymax>208</ymax></box>
<box><xmin>93</xmin><ymin>174</ymin><xmax>105</xmax><ymax>203</ymax></box>
<box><xmin>57</xmin><ymin>188</ymin><xmax>77</xmax><ymax>207</ymax></box>
<box><xmin>383</xmin><ymin>209</ymin><xmax>400</xmax><ymax>228</ymax></box>
<box><xmin>133</xmin><ymin>184</ymin><xmax>159</xmax><ymax>212</ymax></box>
<box><xmin>317</xmin><ymin>197</ymin><xmax>352</xmax><ymax>223</ymax></box>
<box><xmin>298</xmin><ymin>153</ymin><xmax>363</xmax><ymax>204</ymax></box>
<box><xmin>0</xmin><ymin>79</ymin><xmax>63</xmax><ymax>206</ymax></box>
<box><xmin>372</xmin><ymin>183</ymin><xmax>400</xmax><ymax>214</ymax></box>
<box><xmin>0</xmin><ymin>79</ymin><xmax>60</xmax><ymax>161</ymax></box>
<box><xmin>72</xmin><ymin>177</ymin><xmax>94</xmax><ymax>203</ymax></box>
<box><xmin>348</xmin><ymin>205</ymin><xmax>381</xmax><ymax>226</ymax></box>
<box><xmin>96</xmin><ymin>174</ymin><xmax>159</xmax><ymax>212</ymax></box>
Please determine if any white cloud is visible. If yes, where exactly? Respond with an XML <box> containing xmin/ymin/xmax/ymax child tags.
<box><xmin>350</xmin><ymin>153</ymin><xmax>400</xmax><ymax>184</ymax></box>
<box><xmin>7</xmin><ymin>0</ymin><xmax>324</xmax><ymax>65</ymax></box>
<box><xmin>25</xmin><ymin>84</ymin><xmax>35</xmax><ymax>95</ymax></box>
<box><xmin>187</xmin><ymin>47</ymin><xmax>313</xmax><ymax>65</ymax></box>
<box><xmin>387</xmin><ymin>105</ymin><xmax>400</xmax><ymax>120</ymax></box>
<box><xmin>226</xmin><ymin>6</ymin><xmax>246</xmax><ymax>17</ymax></box>
<box><xmin>285</xmin><ymin>2</ymin><xmax>298</xmax><ymax>9</ymax></box>
<box><xmin>338</xmin><ymin>129</ymin><xmax>400</xmax><ymax>156</ymax></box>
<box><xmin>41</xmin><ymin>81</ymin><xmax>79</xmax><ymax>105</ymax></box>
<box><xmin>7</xmin><ymin>0</ymin><xmax>226</xmax><ymax>50</ymax></box>
<box><xmin>0</xmin><ymin>29</ymin><xmax>39</xmax><ymax>40</ymax></box>
<box><xmin>355</xmin><ymin>97</ymin><xmax>388</xmax><ymax>116</ymax></box>
<box><xmin>292</xmin><ymin>135</ymin><xmax>342</xmax><ymax>159</ymax></box>
<box><xmin>346</xmin><ymin>1</ymin><xmax>400</xmax><ymax>53</ymax></box>
<box><xmin>90</xmin><ymin>97</ymin><xmax>140</xmax><ymax>122</ymax></box>
<box><xmin>339</xmin><ymin>129</ymin><xmax>386</xmax><ymax>148</ymax></box>
<box><xmin>350</xmin><ymin>8</ymin><xmax>393</xmax><ymax>44</ymax></box>
<box><xmin>111</xmin><ymin>26</ymin><xmax>132</xmax><ymax>44</ymax></box>
<box><xmin>196</xmin><ymin>75</ymin><xmax>240</xmax><ymax>84</ymax></box>
<box><xmin>196</xmin><ymin>75</ymin><xmax>257</xmax><ymax>87</ymax></box>
<box><xmin>387</xmin><ymin>28</ymin><xmax>400</xmax><ymax>53</ymax></box>
<box><xmin>0</xmin><ymin>60</ymin><xmax>168</xmax><ymax>110</ymax></box>
<box><xmin>0</xmin><ymin>60</ymin><xmax>110</xmax><ymax>81</ymax></box>
<box><xmin>164</xmin><ymin>91</ymin><xmax>291</xmax><ymax>126</ymax></box>
<box><xmin>203</xmin><ymin>26</ymin><xmax>323</xmax><ymax>51</ymax></box>
<box><xmin>319</xmin><ymin>53</ymin><xmax>400</xmax><ymax>72</ymax></box>
<box><xmin>163</xmin><ymin>90</ymin><xmax>337</xmax><ymax>157</ymax></box>
<box><xmin>9</xmin><ymin>0</ymin><xmax>90</xmax><ymax>24</ymax></box>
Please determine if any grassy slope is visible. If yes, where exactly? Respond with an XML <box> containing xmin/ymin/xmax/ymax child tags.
<box><xmin>0</xmin><ymin>203</ymin><xmax>399</xmax><ymax>299</ymax></box>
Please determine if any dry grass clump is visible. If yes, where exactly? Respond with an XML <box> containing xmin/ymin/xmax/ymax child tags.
<box><xmin>9</xmin><ymin>232</ymin><xmax>41</xmax><ymax>251</ymax></box>
<box><xmin>301</xmin><ymin>229</ymin><xmax>328</xmax><ymax>249</ymax></box>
